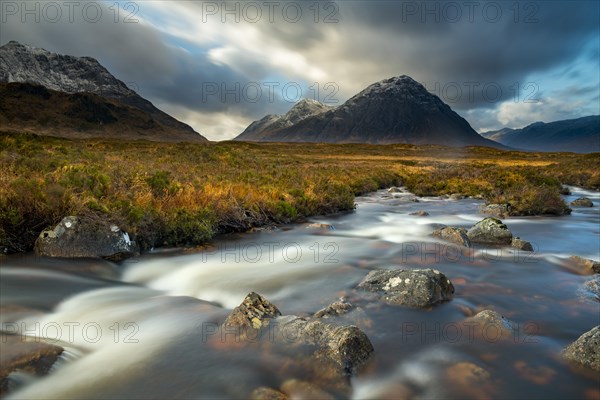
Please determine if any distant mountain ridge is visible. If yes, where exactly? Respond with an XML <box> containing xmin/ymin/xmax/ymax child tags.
<box><xmin>235</xmin><ymin>75</ymin><xmax>502</xmax><ymax>148</ymax></box>
<box><xmin>236</xmin><ymin>98</ymin><xmax>334</xmax><ymax>141</ymax></box>
<box><xmin>0</xmin><ymin>41</ymin><xmax>206</xmax><ymax>142</ymax></box>
<box><xmin>481</xmin><ymin>116</ymin><xmax>600</xmax><ymax>153</ymax></box>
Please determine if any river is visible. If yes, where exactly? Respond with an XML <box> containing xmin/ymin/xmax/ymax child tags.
<box><xmin>1</xmin><ymin>186</ymin><xmax>599</xmax><ymax>399</ymax></box>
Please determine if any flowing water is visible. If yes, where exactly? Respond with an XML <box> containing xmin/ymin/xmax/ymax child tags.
<box><xmin>1</xmin><ymin>187</ymin><xmax>599</xmax><ymax>399</ymax></box>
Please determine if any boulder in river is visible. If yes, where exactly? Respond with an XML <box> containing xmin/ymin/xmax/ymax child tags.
<box><xmin>34</xmin><ymin>216</ymin><xmax>138</xmax><ymax>261</ymax></box>
<box><xmin>480</xmin><ymin>203</ymin><xmax>511</xmax><ymax>218</ymax></box>
<box><xmin>223</xmin><ymin>292</ymin><xmax>281</xmax><ymax>330</ymax></box>
<box><xmin>570</xmin><ymin>197</ymin><xmax>594</xmax><ymax>207</ymax></box>
<box><xmin>387</xmin><ymin>187</ymin><xmax>403</xmax><ymax>193</ymax></box>
<box><xmin>356</xmin><ymin>268</ymin><xmax>454</xmax><ymax>308</ymax></box>
<box><xmin>223</xmin><ymin>293</ymin><xmax>374</xmax><ymax>378</ymax></box>
<box><xmin>569</xmin><ymin>255</ymin><xmax>600</xmax><ymax>274</ymax></box>
<box><xmin>0</xmin><ymin>335</ymin><xmax>64</xmax><ymax>396</ymax></box>
<box><xmin>449</xmin><ymin>193</ymin><xmax>465</xmax><ymax>200</ymax></box>
<box><xmin>280</xmin><ymin>318</ymin><xmax>374</xmax><ymax>375</ymax></box>
<box><xmin>578</xmin><ymin>276</ymin><xmax>600</xmax><ymax>302</ymax></box>
<box><xmin>432</xmin><ymin>227</ymin><xmax>472</xmax><ymax>247</ymax></box>
<box><xmin>467</xmin><ymin>218</ymin><xmax>513</xmax><ymax>245</ymax></box>
<box><xmin>410</xmin><ymin>210</ymin><xmax>429</xmax><ymax>217</ymax></box>
<box><xmin>511</xmin><ymin>237</ymin><xmax>533</xmax><ymax>252</ymax></box>
<box><xmin>562</xmin><ymin>326</ymin><xmax>600</xmax><ymax>372</ymax></box>
<box><xmin>306</xmin><ymin>223</ymin><xmax>335</xmax><ymax>230</ymax></box>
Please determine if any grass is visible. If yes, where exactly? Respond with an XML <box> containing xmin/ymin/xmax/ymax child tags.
<box><xmin>1</xmin><ymin>132</ymin><xmax>599</xmax><ymax>253</ymax></box>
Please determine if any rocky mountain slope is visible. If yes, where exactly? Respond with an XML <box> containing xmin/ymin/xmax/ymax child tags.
<box><xmin>0</xmin><ymin>41</ymin><xmax>206</xmax><ymax>142</ymax></box>
<box><xmin>481</xmin><ymin>116</ymin><xmax>599</xmax><ymax>153</ymax></box>
<box><xmin>236</xmin><ymin>98</ymin><xmax>333</xmax><ymax>141</ymax></box>
<box><xmin>235</xmin><ymin>75</ymin><xmax>502</xmax><ymax>148</ymax></box>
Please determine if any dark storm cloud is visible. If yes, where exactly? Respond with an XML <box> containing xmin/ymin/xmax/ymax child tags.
<box><xmin>332</xmin><ymin>0</ymin><xmax>600</xmax><ymax>109</ymax></box>
<box><xmin>0</xmin><ymin>0</ymin><xmax>292</xmax><ymax>120</ymax></box>
<box><xmin>0</xmin><ymin>0</ymin><xmax>597</xmax><ymax>138</ymax></box>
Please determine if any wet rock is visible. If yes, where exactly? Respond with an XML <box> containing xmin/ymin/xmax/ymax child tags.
<box><xmin>463</xmin><ymin>310</ymin><xmax>515</xmax><ymax>342</ymax></box>
<box><xmin>446</xmin><ymin>362</ymin><xmax>494</xmax><ymax>398</ymax></box>
<box><xmin>579</xmin><ymin>276</ymin><xmax>600</xmax><ymax>302</ymax></box>
<box><xmin>514</xmin><ymin>360</ymin><xmax>556</xmax><ymax>385</ymax></box>
<box><xmin>387</xmin><ymin>187</ymin><xmax>403</xmax><ymax>193</ymax></box>
<box><xmin>0</xmin><ymin>335</ymin><xmax>64</xmax><ymax>396</ymax></box>
<box><xmin>432</xmin><ymin>227</ymin><xmax>472</xmax><ymax>247</ymax></box>
<box><xmin>314</xmin><ymin>299</ymin><xmax>354</xmax><ymax>318</ymax></box>
<box><xmin>410</xmin><ymin>210</ymin><xmax>429</xmax><ymax>216</ymax></box>
<box><xmin>481</xmin><ymin>203</ymin><xmax>511</xmax><ymax>218</ymax></box>
<box><xmin>356</xmin><ymin>268</ymin><xmax>454</xmax><ymax>308</ymax></box>
<box><xmin>287</xmin><ymin>319</ymin><xmax>374</xmax><ymax>375</ymax></box>
<box><xmin>467</xmin><ymin>310</ymin><xmax>514</xmax><ymax>330</ymax></box>
<box><xmin>511</xmin><ymin>237</ymin><xmax>533</xmax><ymax>252</ymax></box>
<box><xmin>280</xmin><ymin>379</ymin><xmax>334</xmax><ymax>400</ymax></box>
<box><xmin>571</xmin><ymin>197</ymin><xmax>594</xmax><ymax>207</ymax></box>
<box><xmin>223</xmin><ymin>292</ymin><xmax>281</xmax><ymax>330</ymax></box>
<box><xmin>306</xmin><ymin>223</ymin><xmax>335</xmax><ymax>230</ymax></box>
<box><xmin>562</xmin><ymin>326</ymin><xmax>600</xmax><ymax>372</ymax></box>
<box><xmin>34</xmin><ymin>216</ymin><xmax>138</xmax><ymax>261</ymax></box>
<box><xmin>467</xmin><ymin>218</ymin><xmax>513</xmax><ymax>245</ymax></box>
<box><xmin>449</xmin><ymin>193</ymin><xmax>465</xmax><ymax>200</ymax></box>
<box><xmin>250</xmin><ymin>387</ymin><xmax>288</xmax><ymax>400</ymax></box>
<box><xmin>570</xmin><ymin>256</ymin><xmax>600</xmax><ymax>274</ymax></box>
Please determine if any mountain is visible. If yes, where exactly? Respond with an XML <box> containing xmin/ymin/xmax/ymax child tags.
<box><xmin>481</xmin><ymin>116</ymin><xmax>600</xmax><ymax>153</ymax></box>
<box><xmin>235</xmin><ymin>75</ymin><xmax>502</xmax><ymax>148</ymax></box>
<box><xmin>0</xmin><ymin>41</ymin><xmax>206</xmax><ymax>142</ymax></box>
<box><xmin>236</xmin><ymin>99</ymin><xmax>334</xmax><ymax>141</ymax></box>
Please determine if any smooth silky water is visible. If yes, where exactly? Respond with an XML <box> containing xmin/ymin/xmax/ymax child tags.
<box><xmin>1</xmin><ymin>187</ymin><xmax>598</xmax><ymax>399</ymax></box>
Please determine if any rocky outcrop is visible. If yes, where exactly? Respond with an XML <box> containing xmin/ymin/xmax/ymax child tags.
<box><xmin>0</xmin><ymin>335</ymin><xmax>64</xmax><ymax>396</ymax></box>
<box><xmin>223</xmin><ymin>292</ymin><xmax>281</xmax><ymax>330</ymax></box>
<box><xmin>481</xmin><ymin>204</ymin><xmax>511</xmax><ymax>218</ymax></box>
<box><xmin>570</xmin><ymin>197</ymin><xmax>594</xmax><ymax>207</ymax></box>
<box><xmin>356</xmin><ymin>268</ymin><xmax>454</xmax><ymax>308</ymax></box>
<box><xmin>222</xmin><ymin>293</ymin><xmax>374</xmax><ymax>393</ymax></box>
<box><xmin>467</xmin><ymin>218</ymin><xmax>513</xmax><ymax>245</ymax></box>
<box><xmin>562</xmin><ymin>326</ymin><xmax>600</xmax><ymax>371</ymax></box>
<box><xmin>432</xmin><ymin>227</ymin><xmax>472</xmax><ymax>247</ymax></box>
<box><xmin>34</xmin><ymin>216</ymin><xmax>138</xmax><ymax>261</ymax></box>
<box><xmin>511</xmin><ymin>237</ymin><xmax>533</xmax><ymax>252</ymax></box>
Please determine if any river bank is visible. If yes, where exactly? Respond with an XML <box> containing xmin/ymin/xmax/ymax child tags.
<box><xmin>2</xmin><ymin>132</ymin><xmax>599</xmax><ymax>255</ymax></box>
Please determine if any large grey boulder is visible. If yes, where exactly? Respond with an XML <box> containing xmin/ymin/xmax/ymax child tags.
<box><xmin>34</xmin><ymin>216</ymin><xmax>138</xmax><ymax>261</ymax></box>
<box><xmin>467</xmin><ymin>218</ymin><xmax>513</xmax><ymax>245</ymax></box>
<box><xmin>278</xmin><ymin>318</ymin><xmax>374</xmax><ymax>375</ymax></box>
<box><xmin>562</xmin><ymin>326</ymin><xmax>600</xmax><ymax>371</ymax></box>
<box><xmin>432</xmin><ymin>227</ymin><xmax>472</xmax><ymax>247</ymax></box>
<box><xmin>356</xmin><ymin>268</ymin><xmax>454</xmax><ymax>308</ymax></box>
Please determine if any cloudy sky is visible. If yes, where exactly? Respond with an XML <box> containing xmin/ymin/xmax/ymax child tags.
<box><xmin>1</xmin><ymin>0</ymin><xmax>599</xmax><ymax>140</ymax></box>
